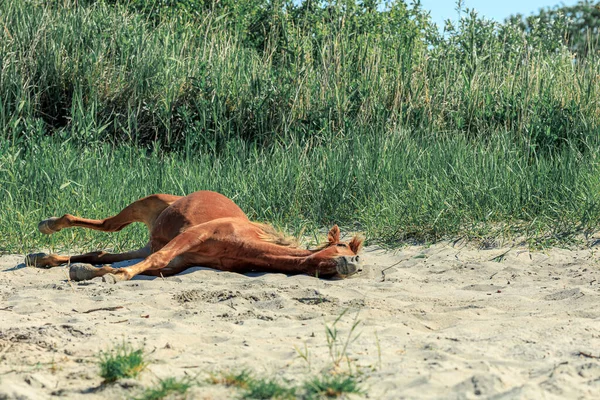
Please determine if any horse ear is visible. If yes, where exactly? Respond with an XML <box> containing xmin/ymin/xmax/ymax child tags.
<box><xmin>349</xmin><ymin>236</ymin><xmax>364</xmax><ymax>253</ymax></box>
<box><xmin>327</xmin><ymin>225</ymin><xmax>341</xmax><ymax>244</ymax></box>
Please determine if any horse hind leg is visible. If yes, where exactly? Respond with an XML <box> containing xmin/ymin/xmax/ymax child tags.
<box><xmin>38</xmin><ymin>194</ymin><xmax>182</xmax><ymax>235</ymax></box>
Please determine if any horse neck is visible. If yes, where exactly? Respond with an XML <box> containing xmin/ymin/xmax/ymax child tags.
<box><xmin>253</xmin><ymin>242</ymin><xmax>313</xmax><ymax>259</ymax></box>
<box><xmin>247</xmin><ymin>242</ymin><xmax>337</xmax><ymax>275</ymax></box>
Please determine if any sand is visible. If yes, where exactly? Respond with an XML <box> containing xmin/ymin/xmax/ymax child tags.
<box><xmin>1</xmin><ymin>242</ymin><xmax>599</xmax><ymax>399</ymax></box>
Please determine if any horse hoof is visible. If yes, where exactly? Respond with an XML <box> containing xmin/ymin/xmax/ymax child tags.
<box><xmin>38</xmin><ymin>217</ymin><xmax>60</xmax><ymax>235</ymax></box>
<box><xmin>69</xmin><ymin>264</ymin><xmax>99</xmax><ymax>281</ymax></box>
<box><xmin>25</xmin><ymin>253</ymin><xmax>51</xmax><ymax>268</ymax></box>
<box><xmin>102</xmin><ymin>274</ymin><xmax>117</xmax><ymax>284</ymax></box>
<box><xmin>102</xmin><ymin>273</ymin><xmax>126</xmax><ymax>284</ymax></box>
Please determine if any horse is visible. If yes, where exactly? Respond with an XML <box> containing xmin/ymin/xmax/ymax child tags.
<box><xmin>25</xmin><ymin>191</ymin><xmax>363</xmax><ymax>283</ymax></box>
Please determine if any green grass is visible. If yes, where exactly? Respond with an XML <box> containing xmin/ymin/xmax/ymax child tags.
<box><xmin>98</xmin><ymin>343</ymin><xmax>146</xmax><ymax>383</ymax></box>
<box><xmin>207</xmin><ymin>369</ymin><xmax>361</xmax><ymax>399</ymax></box>
<box><xmin>208</xmin><ymin>369</ymin><xmax>295</xmax><ymax>399</ymax></box>
<box><xmin>2</xmin><ymin>0</ymin><xmax>600</xmax><ymax>252</ymax></box>
<box><xmin>303</xmin><ymin>374</ymin><xmax>362</xmax><ymax>399</ymax></box>
<box><xmin>324</xmin><ymin>309</ymin><xmax>361</xmax><ymax>370</ymax></box>
<box><xmin>136</xmin><ymin>377</ymin><xmax>194</xmax><ymax>400</ymax></box>
<box><xmin>2</xmin><ymin>129</ymin><xmax>600</xmax><ymax>254</ymax></box>
<box><xmin>243</xmin><ymin>377</ymin><xmax>297</xmax><ymax>400</ymax></box>
<box><xmin>208</xmin><ymin>369</ymin><xmax>254</xmax><ymax>388</ymax></box>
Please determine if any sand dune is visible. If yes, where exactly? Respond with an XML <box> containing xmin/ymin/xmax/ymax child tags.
<box><xmin>1</xmin><ymin>242</ymin><xmax>599</xmax><ymax>399</ymax></box>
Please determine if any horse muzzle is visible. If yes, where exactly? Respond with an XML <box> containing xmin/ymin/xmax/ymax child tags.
<box><xmin>336</xmin><ymin>255</ymin><xmax>362</xmax><ymax>276</ymax></box>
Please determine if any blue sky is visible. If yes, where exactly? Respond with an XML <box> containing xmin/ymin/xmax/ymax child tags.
<box><xmin>419</xmin><ymin>0</ymin><xmax>582</xmax><ymax>27</ymax></box>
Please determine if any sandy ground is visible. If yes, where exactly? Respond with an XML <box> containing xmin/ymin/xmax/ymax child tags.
<box><xmin>1</xmin><ymin>242</ymin><xmax>600</xmax><ymax>399</ymax></box>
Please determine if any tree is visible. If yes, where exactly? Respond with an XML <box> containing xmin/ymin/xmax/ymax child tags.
<box><xmin>507</xmin><ymin>1</ymin><xmax>600</xmax><ymax>56</ymax></box>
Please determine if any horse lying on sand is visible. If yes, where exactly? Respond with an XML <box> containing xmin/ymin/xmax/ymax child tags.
<box><xmin>25</xmin><ymin>191</ymin><xmax>363</xmax><ymax>283</ymax></box>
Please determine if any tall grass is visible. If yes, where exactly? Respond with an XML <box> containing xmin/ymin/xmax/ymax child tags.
<box><xmin>2</xmin><ymin>1</ymin><xmax>599</xmax><ymax>149</ymax></box>
<box><xmin>2</xmin><ymin>130</ymin><xmax>600</xmax><ymax>253</ymax></box>
<box><xmin>1</xmin><ymin>0</ymin><xmax>600</xmax><ymax>252</ymax></box>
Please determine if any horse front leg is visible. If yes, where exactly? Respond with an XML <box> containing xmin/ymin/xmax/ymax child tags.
<box><xmin>70</xmin><ymin>227</ymin><xmax>211</xmax><ymax>282</ymax></box>
<box><xmin>25</xmin><ymin>245</ymin><xmax>151</xmax><ymax>269</ymax></box>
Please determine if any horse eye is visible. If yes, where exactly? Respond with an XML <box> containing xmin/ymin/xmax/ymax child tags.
<box><xmin>336</xmin><ymin>243</ymin><xmax>347</xmax><ymax>247</ymax></box>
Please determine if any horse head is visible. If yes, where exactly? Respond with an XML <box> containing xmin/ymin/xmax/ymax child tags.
<box><xmin>311</xmin><ymin>225</ymin><xmax>363</xmax><ymax>276</ymax></box>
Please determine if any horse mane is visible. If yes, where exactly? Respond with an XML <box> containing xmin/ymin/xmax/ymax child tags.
<box><xmin>252</xmin><ymin>222</ymin><xmax>364</xmax><ymax>253</ymax></box>
<box><xmin>252</xmin><ymin>222</ymin><xmax>299</xmax><ymax>248</ymax></box>
<box><xmin>310</xmin><ymin>242</ymin><xmax>329</xmax><ymax>251</ymax></box>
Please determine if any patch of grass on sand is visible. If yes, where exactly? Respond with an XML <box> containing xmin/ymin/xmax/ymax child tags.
<box><xmin>207</xmin><ymin>369</ymin><xmax>361</xmax><ymax>399</ymax></box>
<box><xmin>303</xmin><ymin>373</ymin><xmax>363</xmax><ymax>399</ymax></box>
<box><xmin>208</xmin><ymin>370</ymin><xmax>295</xmax><ymax>399</ymax></box>
<box><xmin>98</xmin><ymin>343</ymin><xmax>146</xmax><ymax>383</ymax></box>
<box><xmin>208</xmin><ymin>369</ymin><xmax>253</xmax><ymax>388</ymax></box>
<box><xmin>136</xmin><ymin>377</ymin><xmax>194</xmax><ymax>400</ymax></box>
<box><xmin>243</xmin><ymin>377</ymin><xmax>296</xmax><ymax>400</ymax></box>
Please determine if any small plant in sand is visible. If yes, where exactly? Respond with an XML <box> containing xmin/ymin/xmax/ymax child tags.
<box><xmin>207</xmin><ymin>369</ymin><xmax>253</xmax><ymax>388</ymax></box>
<box><xmin>136</xmin><ymin>377</ymin><xmax>195</xmax><ymax>400</ymax></box>
<box><xmin>207</xmin><ymin>367</ymin><xmax>362</xmax><ymax>399</ymax></box>
<box><xmin>295</xmin><ymin>308</ymin><xmax>363</xmax><ymax>374</ymax></box>
<box><xmin>303</xmin><ymin>373</ymin><xmax>363</xmax><ymax>399</ymax></box>
<box><xmin>324</xmin><ymin>309</ymin><xmax>362</xmax><ymax>370</ymax></box>
<box><xmin>208</xmin><ymin>369</ymin><xmax>295</xmax><ymax>399</ymax></box>
<box><xmin>293</xmin><ymin>309</ymin><xmax>365</xmax><ymax>398</ymax></box>
<box><xmin>294</xmin><ymin>342</ymin><xmax>312</xmax><ymax>372</ymax></box>
<box><xmin>243</xmin><ymin>377</ymin><xmax>296</xmax><ymax>400</ymax></box>
<box><xmin>98</xmin><ymin>343</ymin><xmax>146</xmax><ymax>383</ymax></box>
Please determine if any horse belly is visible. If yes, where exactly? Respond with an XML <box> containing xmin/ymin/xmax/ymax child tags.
<box><xmin>149</xmin><ymin>191</ymin><xmax>249</xmax><ymax>250</ymax></box>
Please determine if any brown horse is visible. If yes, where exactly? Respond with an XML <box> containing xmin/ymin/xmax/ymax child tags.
<box><xmin>25</xmin><ymin>191</ymin><xmax>363</xmax><ymax>282</ymax></box>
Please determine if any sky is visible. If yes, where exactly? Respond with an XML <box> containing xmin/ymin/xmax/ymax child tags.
<box><xmin>419</xmin><ymin>0</ymin><xmax>582</xmax><ymax>27</ymax></box>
